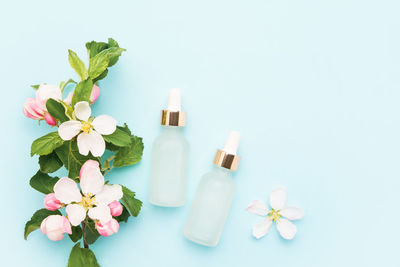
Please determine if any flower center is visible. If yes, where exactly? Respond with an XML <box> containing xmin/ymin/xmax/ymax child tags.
<box><xmin>80</xmin><ymin>194</ymin><xmax>96</xmax><ymax>210</ymax></box>
<box><xmin>81</xmin><ymin>121</ymin><xmax>92</xmax><ymax>133</ymax></box>
<box><xmin>268</xmin><ymin>208</ymin><xmax>281</xmax><ymax>222</ymax></box>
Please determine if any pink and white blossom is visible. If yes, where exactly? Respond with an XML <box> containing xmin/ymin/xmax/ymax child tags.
<box><xmin>96</xmin><ymin>218</ymin><xmax>119</xmax><ymax>236</ymax></box>
<box><xmin>58</xmin><ymin>101</ymin><xmax>116</xmax><ymax>157</ymax></box>
<box><xmin>35</xmin><ymin>84</ymin><xmax>62</xmax><ymax>110</ymax></box>
<box><xmin>43</xmin><ymin>193</ymin><xmax>62</xmax><ymax>211</ymax></box>
<box><xmin>53</xmin><ymin>160</ymin><xmax>123</xmax><ymax>227</ymax></box>
<box><xmin>247</xmin><ymin>187</ymin><xmax>305</xmax><ymax>240</ymax></box>
<box><xmin>23</xmin><ymin>84</ymin><xmax>61</xmax><ymax>126</ymax></box>
<box><xmin>40</xmin><ymin>215</ymin><xmax>72</xmax><ymax>241</ymax></box>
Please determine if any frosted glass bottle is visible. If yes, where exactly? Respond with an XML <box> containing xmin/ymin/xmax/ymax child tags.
<box><xmin>184</xmin><ymin>131</ymin><xmax>241</xmax><ymax>246</ymax></box>
<box><xmin>149</xmin><ymin>88</ymin><xmax>189</xmax><ymax>207</ymax></box>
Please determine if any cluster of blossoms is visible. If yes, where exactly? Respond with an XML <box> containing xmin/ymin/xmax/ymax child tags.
<box><xmin>24</xmin><ymin>39</ymin><xmax>143</xmax><ymax>266</ymax></box>
<box><xmin>24</xmin><ymin>82</ymin><xmax>124</xmax><ymax>241</ymax></box>
<box><xmin>23</xmin><ymin>83</ymin><xmax>100</xmax><ymax>126</ymax></box>
<box><xmin>41</xmin><ymin>160</ymin><xmax>123</xmax><ymax>241</ymax></box>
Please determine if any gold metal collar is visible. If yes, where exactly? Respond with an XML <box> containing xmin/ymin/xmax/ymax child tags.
<box><xmin>213</xmin><ymin>149</ymin><xmax>240</xmax><ymax>171</ymax></box>
<box><xmin>161</xmin><ymin>110</ymin><xmax>186</xmax><ymax>126</ymax></box>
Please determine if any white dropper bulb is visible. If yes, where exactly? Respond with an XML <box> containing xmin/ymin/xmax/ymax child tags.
<box><xmin>223</xmin><ymin>131</ymin><xmax>240</xmax><ymax>155</ymax></box>
<box><xmin>168</xmin><ymin>88</ymin><xmax>182</xmax><ymax>111</ymax></box>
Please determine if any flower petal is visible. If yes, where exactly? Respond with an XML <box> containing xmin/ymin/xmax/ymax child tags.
<box><xmin>247</xmin><ymin>200</ymin><xmax>269</xmax><ymax>216</ymax></box>
<box><xmin>74</xmin><ymin>101</ymin><xmax>91</xmax><ymax>121</ymax></box>
<box><xmin>58</xmin><ymin>121</ymin><xmax>82</xmax><ymax>140</ymax></box>
<box><xmin>92</xmin><ymin>115</ymin><xmax>117</xmax><ymax>135</ymax></box>
<box><xmin>62</xmin><ymin>216</ymin><xmax>72</xmax><ymax>234</ymax></box>
<box><xmin>276</xmin><ymin>218</ymin><xmax>297</xmax><ymax>240</ymax></box>
<box><xmin>40</xmin><ymin>217</ymin><xmax>48</xmax><ymax>234</ymax></box>
<box><xmin>23</xmin><ymin>98</ymin><xmax>44</xmax><ymax>119</ymax></box>
<box><xmin>80</xmin><ymin>159</ymin><xmax>100</xmax><ymax>178</ymax></box>
<box><xmin>88</xmin><ymin>205</ymin><xmax>112</xmax><ymax>224</ymax></box>
<box><xmin>66</xmin><ymin>204</ymin><xmax>86</xmax><ymax>226</ymax></box>
<box><xmin>95</xmin><ymin>184</ymin><xmax>123</xmax><ymax>205</ymax></box>
<box><xmin>252</xmin><ymin>218</ymin><xmax>273</xmax><ymax>239</ymax></box>
<box><xmin>280</xmin><ymin>206</ymin><xmax>305</xmax><ymax>220</ymax></box>
<box><xmin>36</xmin><ymin>84</ymin><xmax>62</xmax><ymax>110</ymax></box>
<box><xmin>270</xmin><ymin>187</ymin><xmax>287</xmax><ymax>210</ymax></box>
<box><xmin>77</xmin><ymin>131</ymin><xmax>105</xmax><ymax>157</ymax></box>
<box><xmin>54</xmin><ymin>177</ymin><xmax>82</xmax><ymax>204</ymax></box>
<box><xmin>80</xmin><ymin>165</ymin><xmax>104</xmax><ymax>195</ymax></box>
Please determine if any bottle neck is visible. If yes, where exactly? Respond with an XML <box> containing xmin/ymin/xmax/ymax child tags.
<box><xmin>212</xmin><ymin>165</ymin><xmax>233</xmax><ymax>175</ymax></box>
<box><xmin>161</xmin><ymin>125</ymin><xmax>184</xmax><ymax>134</ymax></box>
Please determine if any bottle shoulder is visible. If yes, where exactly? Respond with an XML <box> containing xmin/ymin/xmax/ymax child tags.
<box><xmin>153</xmin><ymin>128</ymin><xmax>189</xmax><ymax>149</ymax></box>
<box><xmin>201</xmin><ymin>169</ymin><xmax>235</xmax><ymax>188</ymax></box>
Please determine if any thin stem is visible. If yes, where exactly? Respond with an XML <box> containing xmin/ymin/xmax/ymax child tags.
<box><xmin>82</xmin><ymin>222</ymin><xmax>89</xmax><ymax>249</ymax></box>
<box><xmin>103</xmin><ymin>166</ymin><xmax>114</xmax><ymax>176</ymax></box>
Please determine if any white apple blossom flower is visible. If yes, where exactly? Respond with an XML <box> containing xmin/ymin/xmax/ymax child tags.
<box><xmin>247</xmin><ymin>187</ymin><xmax>305</xmax><ymax>240</ymax></box>
<box><xmin>53</xmin><ymin>160</ymin><xmax>123</xmax><ymax>226</ymax></box>
<box><xmin>58</xmin><ymin>101</ymin><xmax>116</xmax><ymax>157</ymax></box>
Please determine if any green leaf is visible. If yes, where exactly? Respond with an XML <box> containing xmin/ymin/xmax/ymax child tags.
<box><xmin>88</xmin><ymin>47</ymin><xmax>125</xmax><ymax>79</ymax></box>
<box><xmin>39</xmin><ymin>151</ymin><xmax>63</xmax><ymax>173</ymax></box>
<box><xmin>24</xmin><ymin>209</ymin><xmax>61</xmax><ymax>240</ymax></box>
<box><xmin>83</xmin><ymin>221</ymin><xmax>100</xmax><ymax>245</ymax></box>
<box><xmin>121</xmin><ymin>186</ymin><xmax>142</xmax><ymax>217</ymax></box>
<box><xmin>103</xmin><ymin>128</ymin><xmax>132</xmax><ymax>147</ymax></box>
<box><xmin>92</xmin><ymin>69</ymin><xmax>108</xmax><ymax>83</ymax></box>
<box><xmin>46</xmin><ymin>99</ymin><xmax>69</xmax><ymax>122</ymax></box>
<box><xmin>86</xmin><ymin>41</ymin><xmax>109</xmax><ymax>58</ymax></box>
<box><xmin>69</xmin><ymin>226</ymin><xmax>83</xmax><ymax>243</ymax></box>
<box><xmin>29</xmin><ymin>170</ymin><xmax>59</xmax><ymax>194</ymax></box>
<box><xmin>107</xmin><ymin>38</ymin><xmax>121</xmax><ymax>67</ymax></box>
<box><xmin>68</xmin><ymin>50</ymin><xmax>88</xmax><ymax>80</ymax></box>
<box><xmin>31</xmin><ymin>132</ymin><xmax>64</xmax><ymax>157</ymax></box>
<box><xmin>55</xmin><ymin>141</ymin><xmax>98</xmax><ymax>178</ymax></box>
<box><xmin>71</xmin><ymin>79</ymin><xmax>93</xmax><ymax>107</ymax></box>
<box><xmin>114</xmin><ymin>136</ymin><xmax>144</xmax><ymax>168</ymax></box>
<box><xmin>31</xmin><ymin>84</ymin><xmax>40</xmax><ymax>90</ymax></box>
<box><xmin>67</xmin><ymin>243</ymin><xmax>100</xmax><ymax>267</ymax></box>
<box><xmin>115</xmin><ymin>204</ymin><xmax>130</xmax><ymax>223</ymax></box>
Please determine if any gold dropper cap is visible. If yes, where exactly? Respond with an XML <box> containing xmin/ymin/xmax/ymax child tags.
<box><xmin>213</xmin><ymin>131</ymin><xmax>241</xmax><ymax>171</ymax></box>
<box><xmin>160</xmin><ymin>88</ymin><xmax>186</xmax><ymax>127</ymax></box>
<box><xmin>161</xmin><ymin>110</ymin><xmax>186</xmax><ymax>126</ymax></box>
<box><xmin>213</xmin><ymin>150</ymin><xmax>240</xmax><ymax>171</ymax></box>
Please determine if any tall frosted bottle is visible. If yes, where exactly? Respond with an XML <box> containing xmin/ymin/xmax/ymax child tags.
<box><xmin>184</xmin><ymin>131</ymin><xmax>240</xmax><ymax>246</ymax></box>
<box><xmin>149</xmin><ymin>88</ymin><xmax>189</xmax><ymax>207</ymax></box>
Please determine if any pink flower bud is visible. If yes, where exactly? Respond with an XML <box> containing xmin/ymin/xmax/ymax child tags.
<box><xmin>44</xmin><ymin>112</ymin><xmax>57</xmax><ymax>126</ymax></box>
<box><xmin>40</xmin><ymin>215</ymin><xmax>71</xmax><ymax>241</ymax></box>
<box><xmin>90</xmin><ymin>85</ymin><xmax>100</xmax><ymax>104</ymax></box>
<box><xmin>23</xmin><ymin>98</ymin><xmax>44</xmax><ymax>120</ymax></box>
<box><xmin>79</xmin><ymin>159</ymin><xmax>100</xmax><ymax>179</ymax></box>
<box><xmin>108</xmin><ymin>201</ymin><xmax>123</xmax><ymax>217</ymax></box>
<box><xmin>96</xmin><ymin>218</ymin><xmax>119</xmax><ymax>236</ymax></box>
<box><xmin>44</xmin><ymin>193</ymin><xmax>62</xmax><ymax>211</ymax></box>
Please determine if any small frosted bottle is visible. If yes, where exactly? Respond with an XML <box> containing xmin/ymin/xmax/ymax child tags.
<box><xmin>149</xmin><ymin>88</ymin><xmax>189</xmax><ymax>207</ymax></box>
<box><xmin>184</xmin><ymin>131</ymin><xmax>241</xmax><ymax>246</ymax></box>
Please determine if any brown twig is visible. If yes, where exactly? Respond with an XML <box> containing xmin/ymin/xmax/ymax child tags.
<box><xmin>82</xmin><ymin>222</ymin><xmax>89</xmax><ymax>249</ymax></box>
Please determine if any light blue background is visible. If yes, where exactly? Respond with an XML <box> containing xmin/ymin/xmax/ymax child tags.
<box><xmin>1</xmin><ymin>0</ymin><xmax>400</xmax><ymax>266</ymax></box>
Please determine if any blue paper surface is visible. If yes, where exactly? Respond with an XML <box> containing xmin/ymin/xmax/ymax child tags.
<box><xmin>1</xmin><ymin>0</ymin><xmax>400</xmax><ymax>266</ymax></box>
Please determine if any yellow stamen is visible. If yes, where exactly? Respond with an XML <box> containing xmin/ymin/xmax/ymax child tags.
<box><xmin>81</xmin><ymin>121</ymin><xmax>92</xmax><ymax>133</ymax></box>
<box><xmin>80</xmin><ymin>194</ymin><xmax>96</xmax><ymax>210</ymax></box>
<box><xmin>267</xmin><ymin>208</ymin><xmax>281</xmax><ymax>222</ymax></box>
